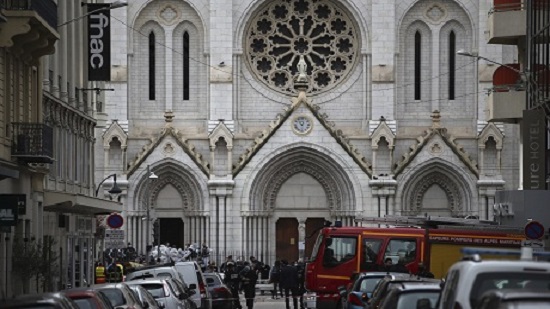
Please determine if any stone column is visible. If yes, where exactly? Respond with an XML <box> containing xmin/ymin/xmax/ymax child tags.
<box><xmin>209</xmin><ymin>0</ymin><xmax>233</xmax><ymax>127</ymax></box>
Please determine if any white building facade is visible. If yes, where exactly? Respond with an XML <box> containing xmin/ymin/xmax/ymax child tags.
<box><xmin>98</xmin><ymin>0</ymin><xmax>520</xmax><ymax>264</ymax></box>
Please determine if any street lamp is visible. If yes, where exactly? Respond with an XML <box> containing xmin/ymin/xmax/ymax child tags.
<box><xmin>57</xmin><ymin>0</ymin><xmax>128</xmax><ymax>27</ymax></box>
<box><xmin>456</xmin><ymin>49</ymin><xmax>527</xmax><ymax>81</ymax></box>
<box><xmin>95</xmin><ymin>174</ymin><xmax>122</xmax><ymax>197</ymax></box>
<box><xmin>144</xmin><ymin>165</ymin><xmax>158</xmax><ymax>263</ymax></box>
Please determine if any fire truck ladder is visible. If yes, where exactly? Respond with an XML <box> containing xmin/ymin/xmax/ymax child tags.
<box><xmin>355</xmin><ymin>215</ymin><xmax>521</xmax><ymax>230</ymax></box>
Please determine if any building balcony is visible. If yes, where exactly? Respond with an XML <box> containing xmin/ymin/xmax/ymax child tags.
<box><xmin>487</xmin><ymin>91</ymin><xmax>525</xmax><ymax>123</ymax></box>
<box><xmin>0</xmin><ymin>0</ymin><xmax>59</xmax><ymax>63</ymax></box>
<box><xmin>487</xmin><ymin>63</ymin><xmax>525</xmax><ymax>123</ymax></box>
<box><xmin>11</xmin><ymin>123</ymin><xmax>54</xmax><ymax>164</ymax></box>
<box><xmin>487</xmin><ymin>0</ymin><xmax>526</xmax><ymax>45</ymax></box>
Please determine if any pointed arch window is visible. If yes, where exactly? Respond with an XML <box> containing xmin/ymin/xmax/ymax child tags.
<box><xmin>449</xmin><ymin>31</ymin><xmax>456</xmax><ymax>100</ymax></box>
<box><xmin>414</xmin><ymin>31</ymin><xmax>421</xmax><ymax>100</ymax></box>
<box><xmin>183</xmin><ymin>31</ymin><xmax>190</xmax><ymax>100</ymax></box>
<box><xmin>149</xmin><ymin>31</ymin><xmax>156</xmax><ymax>100</ymax></box>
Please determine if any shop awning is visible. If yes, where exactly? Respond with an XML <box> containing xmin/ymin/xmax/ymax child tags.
<box><xmin>44</xmin><ymin>191</ymin><xmax>122</xmax><ymax>215</ymax></box>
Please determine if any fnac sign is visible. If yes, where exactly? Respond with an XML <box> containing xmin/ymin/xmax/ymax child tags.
<box><xmin>87</xmin><ymin>4</ymin><xmax>111</xmax><ymax>81</ymax></box>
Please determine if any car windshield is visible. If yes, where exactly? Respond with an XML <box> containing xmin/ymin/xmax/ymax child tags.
<box><xmin>359</xmin><ymin>277</ymin><xmax>385</xmax><ymax>295</ymax></box>
<box><xmin>100</xmin><ymin>288</ymin><xmax>126</xmax><ymax>306</ymax></box>
<box><xmin>141</xmin><ymin>284</ymin><xmax>168</xmax><ymax>298</ymax></box>
<box><xmin>470</xmin><ymin>272</ymin><xmax>550</xmax><ymax>308</ymax></box>
<box><xmin>396</xmin><ymin>291</ymin><xmax>440</xmax><ymax>309</ymax></box>
<box><xmin>73</xmin><ymin>298</ymin><xmax>96</xmax><ymax>309</ymax></box>
<box><xmin>505</xmin><ymin>300</ymin><xmax>550</xmax><ymax>309</ymax></box>
<box><xmin>205</xmin><ymin>274</ymin><xmax>222</xmax><ymax>286</ymax></box>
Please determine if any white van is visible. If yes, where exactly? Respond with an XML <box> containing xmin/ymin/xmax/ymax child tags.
<box><xmin>175</xmin><ymin>261</ymin><xmax>211</xmax><ymax>309</ymax></box>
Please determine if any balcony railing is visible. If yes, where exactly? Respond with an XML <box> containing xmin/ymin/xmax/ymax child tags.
<box><xmin>3</xmin><ymin>0</ymin><xmax>57</xmax><ymax>29</ymax></box>
<box><xmin>11</xmin><ymin>123</ymin><xmax>54</xmax><ymax>164</ymax></box>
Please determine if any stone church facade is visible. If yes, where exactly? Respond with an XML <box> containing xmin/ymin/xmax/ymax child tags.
<box><xmin>96</xmin><ymin>0</ymin><xmax>519</xmax><ymax>264</ymax></box>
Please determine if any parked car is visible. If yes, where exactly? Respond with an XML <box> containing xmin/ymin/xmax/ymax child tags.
<box><xmin>340</xmin><ymin>272</ymin><xmax>407</xmax><ymax>309</ymax></box>
<box><xmin>93</xmin><ymin>282</ymin><xmax>145</xmax><ymax>309</ymax></box>
<box><xmin>378</xmin><ymin>282</ymin><xmax>441</xmax><ymax>309</ymax></box>
<box><xmin>175</xmin><ymin>261</ymin><xmax>211</xmax><ymax>309</ymax></box>
<box><xmin>1</xmin><ymin>292</ymin><xmax>80</xmax><ymax>309</ymax></box>
<box><xmin>129</xmin><ymin>284</ymin><xmax>162</xmax><ymax>309</ymax></box>
<box><xmin>475</xmin><ymin>289</ymin><xmax>550</xmax><ymax>309</ymax></box>
<box><xmin>125</xmin><ymin>278</ymin><xmax>195</xmax><ymax>309</ymax></box>
<box><xmin>203</xmin><ymin>272</ymin><xmax>233</xmax><ymax>309</ymax></box>
<box><xmin>368</xmin><ymin>276</ymin><xmax>439</xmax><ymax>309</ymax></box>
<box><xmin>126</xmin><ymin>264</ymin><xmax>184</xmax><ymax>282</ymax></box>
<box><xmin>437</xmin><ymin>248</ymin><xmax>550</xmax><ymax>309</ymax></box>
<box><xmin>63</xmin><ymin>287</ymin><xmax>115</xmax><ymax>309</ymax></box>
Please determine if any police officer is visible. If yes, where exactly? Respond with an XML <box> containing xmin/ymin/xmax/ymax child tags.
<box><xmin>280</xmin><ymin>260</ymin><xmax>299</xmax><ymax>309</ymax></box>
<box><xmin>296</xmin><ymin>261</ymin><xmax>306</xmax><ymax>309</ymax></box>
<box><xmin>239</xmin><ymin>262</ymin><xmax>258</xmax><ymax>309</ymax></box>
<box><xmin>224</xmin><ymin>262</ymin><xmax>242</xmax><ymax>309</ymax></box>
<box><xmin>95</xmin><ymin>262</ymin><xmax>106</xmax><ymax>284</ymax></box>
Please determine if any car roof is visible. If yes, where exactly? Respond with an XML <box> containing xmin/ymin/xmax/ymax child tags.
<box><xmin>393</xmin><ymin>282</ymin><xmax>441</xmax><ymax>291</ymax></box>
<box><xmin>450</xmin><ymin>260</ymin><xmax>550</xmax><ymax>272</ymax></box>
<box><xmin>483</xmin><ymin>289</ymin><xmax>550</xmax><ymax>301</ymax></box>
<box><xmin>2</xmin><ymin>292</ymin><xmax>78</xmax><ymax>308</ymax></box>
<box><xmin>125</xmin><ymin>278</ymin><xmax>169</xmax><ymax>284</ymax></box>
<box><xmin>359</xmin><ymin>272</ymin><xmax>407</xmax><ymax>277</ymax></box>
<box><xmin>92</xmin><ymin>282</ymin><xmax>130</xmax><ymax>289</ymax></box>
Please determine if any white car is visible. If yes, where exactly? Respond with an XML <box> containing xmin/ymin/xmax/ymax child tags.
<box><xmin>437</xmin><ymin>248</ymin><xmax>550</xmax><ymax>309</ymax></box>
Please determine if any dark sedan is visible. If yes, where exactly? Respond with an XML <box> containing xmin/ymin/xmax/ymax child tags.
<box><xmin>1</xmin><ymin>292</ymin><xmax>80</xmax><ymax>309</ymax></box>
<box><xmin>203</xmin><ymin>272</ymin><xmax>233</xmax><ymax>309</ymax></box>
<box><xmin>63</xmin><ymin>288</ymin><xmax>115</xmax><ymax>309</ymax></box>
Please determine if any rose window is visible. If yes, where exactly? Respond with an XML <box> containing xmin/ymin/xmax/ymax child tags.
<box><xmin>244</xmin><ymin>0</ymin><xmax>359</xmax><ymax>95</ymax></box>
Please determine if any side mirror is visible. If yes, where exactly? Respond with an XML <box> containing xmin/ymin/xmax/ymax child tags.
<box><xmin>156</xmin><ymin>301</ymin><xmax>165</xmax><ymax>309</ymax></box>
<box><xmin>189</xmin><ymin>283</ymin><xmax>197</xmax><ymax>290</ymax></box>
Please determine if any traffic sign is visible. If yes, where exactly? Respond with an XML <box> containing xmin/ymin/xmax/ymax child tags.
<box><xmin>104</xmin><ymin>229</ymin><xmax>125</xmax><ymax>249</ymax></box>
<box><xmin>524</xmin><ymin>221</ymin><xmax>545</xmax><ymax>240</ymax></box>
<box><xmin>106</xmin><ymin>214</ymin><xmax>124</xmax><ymax>229</ymax></box>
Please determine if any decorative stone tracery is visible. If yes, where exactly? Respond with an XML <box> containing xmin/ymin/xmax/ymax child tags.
<box><xmin>411</xmin><ymin>172</ymin><xmax>462</xmax><ymax>214</ymax></box>
<box><xmin>250</xmin><ymin>147</ymin><xmax>355</xmax><ymax>216</ymax></box>
<box><xmin>244</xmin><ymin>0</ymin><xmax>360</xmax><ymax>95</ymax></box>
<box><xmin>262</xmin><ymin>161</ymin><xmax>342</xmax><ymax>212</ymax></box>
<box><xmin>136</xmin><ymin>160</ymin><xmax>203</xmax><ymax>213</ymax></box>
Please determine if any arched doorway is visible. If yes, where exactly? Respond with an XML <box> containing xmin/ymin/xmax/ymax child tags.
<box><xmin>159</xmin><ymin>218</ymin><xmax>184</xmax><ymax>248</ymax></box>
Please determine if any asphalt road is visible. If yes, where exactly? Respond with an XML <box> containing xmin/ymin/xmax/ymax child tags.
<box><xmin>238</xmin><ymin>293</ymin><xmax>293</xmax><ymax>309</ymax></box>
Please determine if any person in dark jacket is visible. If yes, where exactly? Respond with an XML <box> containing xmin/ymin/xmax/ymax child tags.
<box><xmin>224</xmin><ymin>262</ymin><xmax>242</xmax><ymax>309</ymax></box>
<box><xmin>279</xmin><ymin>260</ymin><xmax>300</xmax><ymax>309</ymax></box>
<box><xmin>239</xmin><ymin>262</ymin><xmax>258</xmax><ymax>309</ymax></box>
<box><xmin>270</xmin><ymin>260</ymin><xmax>282</xmax><ymax>299</ymax></box>
<box><xmin>390</xmin><ymin>257</ymin><xmax>409</xmax><ymax>274</ymax></box>
<box><xmin>417</xmin><ymin>263</ymin><xmax>435</xmax><ymax>278</ymax></box>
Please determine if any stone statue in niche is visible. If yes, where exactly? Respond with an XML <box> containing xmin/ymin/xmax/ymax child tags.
<box><xmin>296</xmin><ymin>55</ymin><xmax>308</xmax><ymax>83</ymax></box>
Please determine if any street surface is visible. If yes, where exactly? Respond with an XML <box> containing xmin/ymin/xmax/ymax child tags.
<box><xmin>243</xmin><ymin>293</ymin><xmax>288</xmax><ymax>309</ymax></box>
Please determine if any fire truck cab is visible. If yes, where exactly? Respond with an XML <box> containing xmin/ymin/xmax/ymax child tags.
<box><xmin>303</xmin><ymin>216</ymin><xmax>525</xmax><ymax>309</ymax></box>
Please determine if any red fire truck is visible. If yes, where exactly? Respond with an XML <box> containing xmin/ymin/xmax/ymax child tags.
<box><xmin>303</xmin><ymin>216</ymin><xmax>525</xmax><ymax>309</ymax></box>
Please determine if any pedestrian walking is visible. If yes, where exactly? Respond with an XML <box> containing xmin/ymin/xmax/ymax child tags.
<box><xmin>280</xmin><ymin>260</ymin><xmax>300</xmax><ymax>309</ymax></box>
<box><xmin>220</xmin><ymin>255</ymin><xmax>234</xmax><ymax>273</ymax></box>
<box><xmin>239</xmin><ymin>262</ymin><xmax>258</xmax><ymax>309</ymax></box>
<box><xmin>296</xmin><ymin>261</ymin><xmax>306</xmax><ymax>309</ymax></box>
<box><xmin>224</xmin><ymin>261</ymin><xmax>242</xmax><ymax>309</ymax></box>
<box><xmin>270</xmin><ymin>260</ymin><xmax>282</xmax><ymax>299</ymax></box>
<box><xmin>201</xmin><ymin>243</ymin><xmax>210</xmax><ymax>267</ymax></box>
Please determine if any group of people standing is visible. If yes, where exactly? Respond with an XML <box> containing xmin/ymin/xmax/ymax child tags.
<box><xmin>221</xmin><ymin>256</ymin><xmax>306</xmax><ymax>309</ymax></box>
<box><xmin>269</xmin><ymin>260</ymin><xmax>306</xmax><ymax>309</ymax></box>
<box><xmin>222</xmin><ymin>255</ymin><xmax>261</xmax><ymax>309</ymax></box>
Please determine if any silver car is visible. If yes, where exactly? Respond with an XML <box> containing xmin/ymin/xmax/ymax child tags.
<box><xmin>125</xmin><ymin>278</ymin><xmax>194</xmax><ymax>309</ymax></box>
